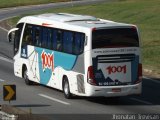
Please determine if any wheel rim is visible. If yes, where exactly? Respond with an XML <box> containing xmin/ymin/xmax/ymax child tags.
<box><xmin>24</xmin><ymin>70</ymin><xmax>28</xmax><ymax>80</ymax></box>
<box><xmin>64</xmin><ymin>81</ymin><xmax>69</xmax><ymax>95</ymax></box>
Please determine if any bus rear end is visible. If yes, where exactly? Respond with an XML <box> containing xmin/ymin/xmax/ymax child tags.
<box><xmin>86</xmin><ymin>26</ymin><xmax>142</xmax><ymax>97</ymax></box>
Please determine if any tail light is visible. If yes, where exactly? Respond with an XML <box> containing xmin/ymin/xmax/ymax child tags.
<box><xmin>135</xmin><ymin>64</ymin><xmax>142</xmax><ymax>84</ymax></box>
<box><xmin>87</xmin><ymin>66</ymin><xmax>97</xmax><ymax>86</ymax></box>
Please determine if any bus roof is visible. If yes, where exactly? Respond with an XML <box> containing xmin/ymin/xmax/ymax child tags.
<box><xmin>18</xmin><ymin>13</ymin><xmax>134</xmax><ymax>30</ymax></box>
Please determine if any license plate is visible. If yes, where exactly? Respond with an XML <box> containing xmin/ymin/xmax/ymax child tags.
<box><xmin>112</xmin><ymin>88</ymin><xmax>121</xmax><ymax>92</ymax></box>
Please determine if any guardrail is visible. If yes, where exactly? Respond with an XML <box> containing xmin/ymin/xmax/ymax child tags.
<box><xmin>0</xmin><ymin>104</ymin><xmax>49</xmax><ymax>120</ymax></box>
<box><xmin>0</xmin><ymin>111</ymin><xmax>18</xmax><ymax>120</ymax></box>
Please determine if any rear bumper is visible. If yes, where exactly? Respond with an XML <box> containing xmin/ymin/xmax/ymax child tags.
<box><xmin>84</xmin><ymin>82</ymin><xmax>142</xmax><ymax>97</ymax></box>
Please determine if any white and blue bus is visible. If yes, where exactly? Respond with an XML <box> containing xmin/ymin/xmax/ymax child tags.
<box><xmin>8</xmin><ymin>13</ymin><xmax>142</xmax><ymax>98</ymax></box>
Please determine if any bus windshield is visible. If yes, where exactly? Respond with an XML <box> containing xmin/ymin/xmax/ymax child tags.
<box><xmin>92</xmin><ymin>27</ymin><xmax>139</xmax><ymax>49</ymax></box>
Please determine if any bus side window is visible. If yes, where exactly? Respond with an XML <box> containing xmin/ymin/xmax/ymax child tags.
<box><xmin>57</xmin><ymin>30</ymin><xmax>63</xmax><ymax>51</ymax></box>
<box><xmin>63</xmin><ymin>31</ymin><xmax>73</xmax><ymax>54</ymax></box>
<box><xmin>74</xmin><ymin>33</ymin><xmax>85</xmax><ymax>55</ymax></box>
<box><xmin>52</xmin><ymin>29</ymin><xmax>57</xmax><ymax>50</ymax></box>
<box><xmin>41</xmin><ymin>27</ymin><xmax>52</xmax><ymax>49</ymax></box>
<box><xmin>47</xmin><ymin>28</ymin><xmax>52</xmax><ymax>49</ymax></box>
<box><xmin>34</xmin><ymin>26</ymin><xmax>41</xmax><ymax>47</ymax></box>
<box><xmin>42</xmin><ymin>28</ymin><xmax>48</xmax><ymax>48</ymax></box>
<box><xmin>22</xmin><ymin>25</ymin><xmax>33</xmax><ymax>46</ymax></box>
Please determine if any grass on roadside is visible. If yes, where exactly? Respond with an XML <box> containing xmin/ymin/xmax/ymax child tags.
<box><xmin>8</xmin><ymin>0</ymin><xmax>160</xmax><ymax>73</ymax></box>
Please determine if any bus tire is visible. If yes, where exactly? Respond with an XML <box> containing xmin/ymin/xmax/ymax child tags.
<box><xmin>23</xmin><ymin>67</ymin><xmax>33</xmax><ymax>85</ymax></box>
<box><xmin>63</xmin><ymin>77</ymin><xmax>72</xmax><ymax>99</ymax></box>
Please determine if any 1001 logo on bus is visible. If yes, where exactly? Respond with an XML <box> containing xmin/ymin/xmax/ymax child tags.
<box><xmin>41</xmin><ymin>51</ymin><xmax>54</xmax><ymax>72</ymax></box>
<box><xmin>106</xmin><ymin>65</ymin><xmax>126</xmax><ymax>75</ymax></box>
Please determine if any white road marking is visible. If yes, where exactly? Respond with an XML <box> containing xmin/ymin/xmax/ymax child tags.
<box><xmin>39</xmin><ymin>94</ymin><xmax>70</xmax><ymax>105</ymax></box>
<box><xmin>143</xmin><ymin>76</ymin><xmax>160</xmax><ymax>84</ymax></box>
<box><xmin>130</xmin><ymin>98</ymin><xmax>152</xmax><ymax>105</ymax></box>
<box><xmin>0</xmin><ymin>111</ymin><xmax>18</xmax><ymax>118</ymax></box>
<box><xmin>0</xmin><ymin>16</ymin><xmax>16</xmax><ymax>32</ymax></box>
<box><xmin>0</xmin><ymin>16</ymin><xmax>17</xmax><ymax>22</ymax></box>
<box><xmin>0</xmin><ymin>56</ymin><xmax>13</xmax><ymax>63</ymax></box>
<box><xmin>0</xmin><ymin>26</ymin><xmax>8</xmax><ymax>32</ymax></box>
<box><xmin>0</xmin><ymin>79</ymin><xmax>5</xmax><ymax>82</ymax></box>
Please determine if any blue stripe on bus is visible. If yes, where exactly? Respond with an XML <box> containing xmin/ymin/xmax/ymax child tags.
<box><xmin>54</xmin><ymin>51</ymin><xmax>77</xmax><ymax>70</ymax></box>
<box><xmin>35</xmin><ymin>47</ymin><xmax>77</xmax><ymax>85</ymax></box>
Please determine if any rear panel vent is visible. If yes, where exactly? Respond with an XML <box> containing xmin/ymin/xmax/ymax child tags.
<box><xmin>77</xmin><ymin>74</ymin><xmax>85</xmax><ymax>93</ymax></box>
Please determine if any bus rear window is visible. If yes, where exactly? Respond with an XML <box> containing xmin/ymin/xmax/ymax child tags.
<box><xmin>92</xmin><ymin>28</ymin><xmax>139</xmax><ymax>49</ymax></box>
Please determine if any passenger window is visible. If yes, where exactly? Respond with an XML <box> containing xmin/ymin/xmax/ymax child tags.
<box><xmin>22</xmin><ymin>24</ymin><xmax>85</xmax><ymax>55</ymax></box>
<box><xmin>63</xmin><ymin>31</ymin><xmax>73</xmax><ymax>54</ymax></box>
<box><xmin>57</xmin><ymin>30</ymin><xmax>63</xmax><ymax>51</ymax></box>
<box><xmin>74</xmin><ymin>33</ymin><xmax>85</xmax><ymax>55</ymax></box>
<box><xmin>22</xmin><ymin>25</ymin><xmax>33</xmax><ymax>45</ymax></box>
<box><xmin>52</xmin><ymin>29</ymin><xmax>57</xmax><ymax>50</ymax></box>
<box><xmin>42</xmin><ymin>28</ymin><xmax>48</xmax><ymax>48</ymax></box>
<box><xmin>34</xmin><ymin>26</ymin><xmax>41</xmax><ymax>47</ymax></box>
<box><xmin>47</xmin><ymin>29</ymin><xmax>52</xmax><ymax>49</ymax></box>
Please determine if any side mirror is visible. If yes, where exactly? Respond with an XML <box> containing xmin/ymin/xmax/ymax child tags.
<box><xmin>7</xmin><ymin>28</ymin><xmax>19</xmax><ymax>42</ymax></box>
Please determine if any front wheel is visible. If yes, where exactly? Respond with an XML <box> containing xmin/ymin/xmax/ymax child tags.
<box><xmin>63</xmin><ymin>77</ymin><xmax>72</xmax><ymax>99</ymax></box>
<box><xmin>23</xmin><ymin>68</ymin><xmax>33</xmax><ymax>85</ymax></box>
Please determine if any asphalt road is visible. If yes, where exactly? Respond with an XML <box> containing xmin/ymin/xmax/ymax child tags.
<box><xmin>0</xmin><ymin>0</ymin><xmax>160</xmax><ymax>120</ymax></box>
<box><xmin>0</xmin><ymin>0</ymin><xmax>107</xmax><ymax>21</ymax></box>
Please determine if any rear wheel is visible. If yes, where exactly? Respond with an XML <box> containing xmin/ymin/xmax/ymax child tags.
<box><xmin>23</xmin><ymin>67</ymin><xmax>33</xmax><ymax>85</ymax></box>
<box><xmin>63</xmin><ymin>77</ymin><xmax>72</xmax><ymax>99</ymax></box>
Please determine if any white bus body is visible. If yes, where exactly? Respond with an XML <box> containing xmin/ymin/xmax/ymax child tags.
<box><xmin>8</xmin><ymin>13</ymin><xmax>142</xmax><ymax>98</ymax></box>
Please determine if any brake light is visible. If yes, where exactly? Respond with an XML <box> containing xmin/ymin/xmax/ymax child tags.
<box><xmin>131</xmin><ymin>26</ymin><xmax>137</xmax><ymax>31</ymax></box>
<box><xmin>87</xmin><ymin>66</ymin><xmax>97</xmax><ymax>86</ymax></box>
<box><xmin>92</xmin><ymin>28</ymin><xmax>96</xmax><ymax>31</ymax></box>
<box><xmin>112</xmin><ymin>88</ymin><xmax>121</xmax><ymax>92</ymax></box>
<box><xmin>42</xmin><ymin>23</ymin><xmax>52</xmax><ymax>26</ymax></box>
<box><xmin>136</xmin><ymin>64</ymin><xmax>142</xmax><ymax>84</ymax></box>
